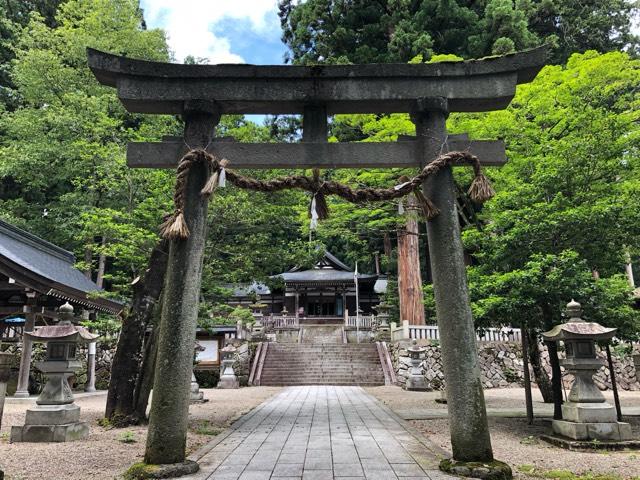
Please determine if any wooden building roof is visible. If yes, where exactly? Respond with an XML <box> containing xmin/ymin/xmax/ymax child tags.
<box><xmin>0</xmin><ymin>220</ymin><xmax>122</xmax><ymax>314</ymax></box>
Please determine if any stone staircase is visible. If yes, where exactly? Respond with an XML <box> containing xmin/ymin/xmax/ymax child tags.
<box><xmin>300</xmin><ymin>324</ymin><xmax>343</xmax><ymax>344</ymax></box>
<box><xmin>258</xmin><ymin>343</ymin><xmax>386</xmax><ymax>386</ymax></box>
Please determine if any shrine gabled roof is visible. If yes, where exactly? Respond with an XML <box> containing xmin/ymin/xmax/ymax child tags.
<box><xmin>87</xmin><ymin>46</ymin><xmax>547</xmax><ymax>115</ymax></box>
<box><xmin>0</xmin><ymin>220</ymin><xmax>122</xmax><ymax>314</ymax></box>
<box><xmin>274</xmin><ymin>251</ymin><xmax>377</xmax><ymax>284</ymax></box>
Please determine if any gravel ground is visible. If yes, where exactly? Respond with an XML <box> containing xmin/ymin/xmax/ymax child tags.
<box><xmin>367</xmin><ymin>387</ymin><xmax>640</xmax><ymax>480</ymax></box>
<box><xmin>366</xmin><ymin>386</ymin><xmax>640</xmax><ymax>412</ymax></box>
<box><xmin>0</xmin><ymin>387</ymin><xmax>282</xmax><ymax>480</ymax></box>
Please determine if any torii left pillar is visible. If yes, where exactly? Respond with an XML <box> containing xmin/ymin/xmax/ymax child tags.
<box><xmin>144</xmin><ymin>101</ymin><xmax>220</xmax><ymax>469</ymax></box>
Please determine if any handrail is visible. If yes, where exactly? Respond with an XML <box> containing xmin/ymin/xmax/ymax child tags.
<box><xmin>390</xmin><ymin>320</ymin><xmax>522</xmax><ymax>343</ymax></box>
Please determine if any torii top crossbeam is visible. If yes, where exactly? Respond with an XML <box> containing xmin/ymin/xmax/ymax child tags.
<box><xmin>87</xmin><ymin>47</ymin><xmax>546</xmax><ymax>115</ymax></box>
<box><xmin>87</xmin><ymin>47</ymin><xmax>546</xmax><ymax>171</ymax></box>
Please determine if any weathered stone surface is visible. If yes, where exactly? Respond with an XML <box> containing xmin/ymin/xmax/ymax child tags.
<box><xmin>88</xmin><ymin>47</ymin><xmax>547</xmax><ymax>115</ymax></box>
<box><xmin>440</xmin><ymin>459</ymin><xmax>512</xmax><ymax>480</ymax></box>
<box><xmin>562</xmin><ymin>402</ymin><xmax>617</xmax><ymax>424</ymax></box>
<box><xmin>124</xmin><ymin>460</ymin><xmax>199</xmax><ymax>479</ymax></box>
<box><xmin>389</xmin><ymin>341</ymin><xmax>640</xmax><ymax>391</ymax></box>
<box><xmin>10</xmin><ymin>421</ymin><xmax>89</xmax><ymax>443</ymax></box>
<box><xmin>24</xmin><ymin>404</ymin><xmax>81</xmax><ymax>425</ymax></box>
<box><xmin>552</xmin><ymin>420</ymin><xmax>633</xmax><ymax>441</ymax></box>
<box><xmin>144</xmin><ymin>107</ymin><xmax>220</xmax><ymax>465</ymax></box>
<box><xmin>128</xmin><ymin>138</ymin><xmax>507</xmax><ymax>170</ymax></box>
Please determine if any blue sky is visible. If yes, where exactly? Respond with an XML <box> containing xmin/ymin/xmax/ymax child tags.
<box><xmin>140</xmin><ymin>0</ymin><xmax>286</xmax><ymax>65</ymax></box>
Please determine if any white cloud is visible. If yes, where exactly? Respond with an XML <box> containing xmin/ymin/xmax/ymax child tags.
<box><xmin>140</xmin><ymin>0</ymin><xmax>279</xmax><ymax>64</ymax></box>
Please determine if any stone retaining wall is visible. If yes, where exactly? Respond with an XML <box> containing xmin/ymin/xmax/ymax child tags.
<box><xmin>390</xmin><ymin>341</ymin><xmax>640</xmax><ymax>391</ymax></box>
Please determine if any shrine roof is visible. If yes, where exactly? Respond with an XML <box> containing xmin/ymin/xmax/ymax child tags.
<box><xmin>274</xmin><ymin>251</ymin><xmax>377</xmax><ymax>284</ymax></box>
<box><xmin>87</xmin><ymin>47</ymin><xmax>547</xmax><ymax>115</ymax></box>
<box><xmin>0</xmin><ymin>220</ymin><xmax>122</xmax><ymax>314</ymax></box>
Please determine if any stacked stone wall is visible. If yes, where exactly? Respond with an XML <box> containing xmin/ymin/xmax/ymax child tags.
<box><xmin>391</xmin><ymin>341</ymin><xmax>640</xmax><ymax>391</ymax></box>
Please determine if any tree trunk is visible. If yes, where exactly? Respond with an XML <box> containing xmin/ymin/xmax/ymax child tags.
<box><xmin>397</xmin><ymin>193</ymin><xmax>425</xmax><ymax>325</ymax></box>
<box><xmin>104</xmin><ymin>239</ymin><xmax>169</xmax><ymax>426</ymax></box>
<box><xmin>132</xmin><ymin>305</ymin><xmax>162</xmax><ymax>424</ymax></box>
<box><xmin>96</xmin><ymin>236</ymin><xmax>107</xmax><ymax>289</ymax></box>
<box><xmin>84</xmin><ymin>245</ymin><xmax>93</xmax><ymax>280</ymax></box>
<box><xmin>547</xmin><ymin>339</ymin><xmax>564</xmax><ymax>419</ymax></box>
<box><xmin>542</xmin><ymin>306</ymin><xmax>564</xmax><ymax>419</ymax></box>
<box><xmin>527</xmin><ymin>329</ymin><xmax>554</xmax><ymax>403</ymax></box>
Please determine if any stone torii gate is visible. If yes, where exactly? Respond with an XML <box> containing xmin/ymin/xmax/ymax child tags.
<box><xmin>88</xmin><ymin>47</ymin><xmax>546</xmax><ymax>474</ymax></box>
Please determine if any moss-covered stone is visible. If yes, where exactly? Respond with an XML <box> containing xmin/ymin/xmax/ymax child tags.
<box><xmin>440</xmin><ymin>458</ymin><xmax>512</xmax><ymax>480</ymax></box>
<box><xmin>123</xmin><ymin>460</ymin><xmax>198</xmax><ymax>479</ymax></box>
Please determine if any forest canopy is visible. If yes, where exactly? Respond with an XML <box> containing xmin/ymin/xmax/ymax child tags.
<box><xmin>0</xmin><ymin>0</ymin><xmax>638</xmax><ymax>340</ymax></box>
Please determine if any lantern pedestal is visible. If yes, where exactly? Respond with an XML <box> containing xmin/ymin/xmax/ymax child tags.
<box><xmin>11</xmin><ymin>358</ymin><xmax>90</xmax><ymax>443</ymax></box>
<box><xmin>552</xmin><ymin>419</ymin><xmax>632</xmax><ymax>442</ymax></box>
<box><xmin>11</xmin><ymin>404</ymin><xmax>89</xmax><ymax>443</ymax></box>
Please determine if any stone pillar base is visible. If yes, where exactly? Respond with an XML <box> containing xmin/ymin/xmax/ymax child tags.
<box><xmin>10</xmin><ymin>404</ymin><xmax>89</xmax><ymax>443</ymax></box>
<box><xmin>562</xmin><ymin>402</ymin><xmax>616</xmax><ymax>423</ymax></box>
<box><xmin>552</xmin><ymin>419</ymin><xmax>633</xmax><ymax>442</ymax></box>
<box><xmin>189</xmin><ymin>383</ymin><xmax>207</xmax><ymax>403</ymax></box>
<box><xmin>217</xmin><ymin>376</ymin><xmax>239</xmax><ymax>389</ymax></box>
<box><xmin>12</xmin><ymin>391</ymin><xmax>31</xmax><ymax>399</ymax></box>
<box><xmin>405</xmin><ymin>376</ymin><xmax>430</xmax><ymax>391</ymax></box>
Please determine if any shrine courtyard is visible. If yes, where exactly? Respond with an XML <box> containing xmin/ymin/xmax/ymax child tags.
<box><xmin>1</xmin><ymin>387</ymin><xmax>639</xmax><ymax>480</ymax></box>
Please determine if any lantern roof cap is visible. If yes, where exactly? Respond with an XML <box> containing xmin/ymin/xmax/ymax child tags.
<box><xmin>25</xmin><ymin>324</ymin><xmax>98</xmax><ymax>343</ymax></box>
<box><xmin>542</xmin><ymin>300</ymin><xmax>616</xmax><ymax>341</ymax></box>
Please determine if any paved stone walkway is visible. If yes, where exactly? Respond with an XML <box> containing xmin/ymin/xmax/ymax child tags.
<box><xmin>186</xmin><ymin>386</ymin><xmax>452</xmax><ymax>480</ymax></box>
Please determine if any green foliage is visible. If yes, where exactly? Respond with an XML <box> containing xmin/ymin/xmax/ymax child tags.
<box><xmin>279</xmin><ymin>0</ymin><xmax>638</xmax><ymax>65</ymax></box>
<box><xmin>191</xmin><ymin>420</ymin><xmax>222</xmax><ymax>436</ymax></box>
<box><xmin>457</xmin><ymin>51</ymin><xmax>640</xmax><ymax>338</ymax></box>
<box><xmin>0</xmin><ymin>0</ymin><xmax>174</xmax><ymax>298</ymax></box>
<box><xmin>117</xmin><ymin>430</ymin><xmax>137</xmax><ymax>443</ymax></box>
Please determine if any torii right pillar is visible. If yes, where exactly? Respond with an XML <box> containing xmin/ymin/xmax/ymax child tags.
<box><xmin>413</xmin><ymin>99</ymin><xmax>502</xmax><ymax>475</ymax></box>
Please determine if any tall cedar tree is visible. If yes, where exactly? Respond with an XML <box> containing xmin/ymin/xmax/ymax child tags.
<box><xmin>279</xmin><ymin>0</ymin><xmax>638</xmax><ymax>65</ymax></box>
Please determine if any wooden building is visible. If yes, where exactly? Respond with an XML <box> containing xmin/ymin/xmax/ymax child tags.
<box><xmin>230</xmin><ymin>251</ymin><xmax>385</xmax><ymax>323</ymax></box>
<box><xmin>0</xmin><ymin>219</ymin><xmax>121</xmax><ymax>395</ymax></box>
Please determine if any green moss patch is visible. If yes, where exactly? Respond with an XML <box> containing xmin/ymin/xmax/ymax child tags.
<box><xmin>440</xmin><ymin>458</ymin><xmax>512</xmax><ymax>480</ymax></box>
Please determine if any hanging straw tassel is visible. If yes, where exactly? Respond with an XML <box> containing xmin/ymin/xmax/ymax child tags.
<box><xmin>413</xmin><ymin>189</ymin><xmax>440</xmax><ymax>220</ymax></box>
<box><xmin>309</xmin><ymin>168</ymin><xmax>329</xmax><ymax>222</ymax></box>
<box><xmin>468</xmin><ymin>172</ymin><xmax>495</xmax><ymax>203</ymax></box>
<box><xmin>312</xmin><ymin>190</ymin><xmax>329</xmax><ymax>220</ymax></box>
<box><xmin>160</xmin><ymin>210</ymin><xmax>189</xmax><ymax>240</ymax></box>
<box><xmin>201</xmin><ymin>159</ymin><xmax>229</xmax><ymax>197</ymax></box>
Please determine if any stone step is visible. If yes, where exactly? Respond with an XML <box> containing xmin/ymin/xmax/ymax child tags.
<box><xmin>260</xmin><ymin>341</ymin><xmax>385</xmax><ymax>386</ymax></box>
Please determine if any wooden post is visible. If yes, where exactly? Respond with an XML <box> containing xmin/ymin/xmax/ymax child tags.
<box><xmin>413</xmin><ymin>99</ymin><xmax>494</xmax><ymax>463</ymax></box>
<box><xmin>605</xmin><ymin>344</ymin><xmax>623</xmax><ymax>422</ymax></box>
<box><xmin>397</xmin><ymin>193</ymin><xmax>426</xmax><ymax>325</ymax></box>
<box><xmin>144</xmin><ymin>102</ymin><xmax>220</xmax><ymax>466</ymax></box>
<box><xmin>402</xmin><ymin>320</ymin><xmax>410</xmax><ymax>340</ymax></box>
<box><xmin>14</xmin><ymin>292</ymin><xmax>37</xmax><ymax>398</ymax></box>
<box><xmin>521</xmin><ymin>328</ymin><xmax>534</xmax><ymax>424</ymax></box>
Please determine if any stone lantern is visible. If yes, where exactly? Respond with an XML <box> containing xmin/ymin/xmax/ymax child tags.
<box><xmin>217</xmin><ymin>344</ymin><xmax>239</xmax><ymax>389</ymax></box>
<box><xmin>373</xmin><ymin>302</ymin><xmax>391</xmax><ymax>342</ymax></box>
<box><xmin>190</xmin><ymin>341</ymin><xmax>207</xmax><ymax>404</ymax></box>
<box><xmin>542</xmin><ymin>300</ymin><xmax>632</xmax><ymax>441</ymax></box>
<box><xmin>11</xmin><ymin>302</ymin><xmax>98</xmax><ymax>442</ymax></box>
<box><xmin>405</xmin><ymin>341</ymin><xmax>429</xmax><ymax>391</ymax></box>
